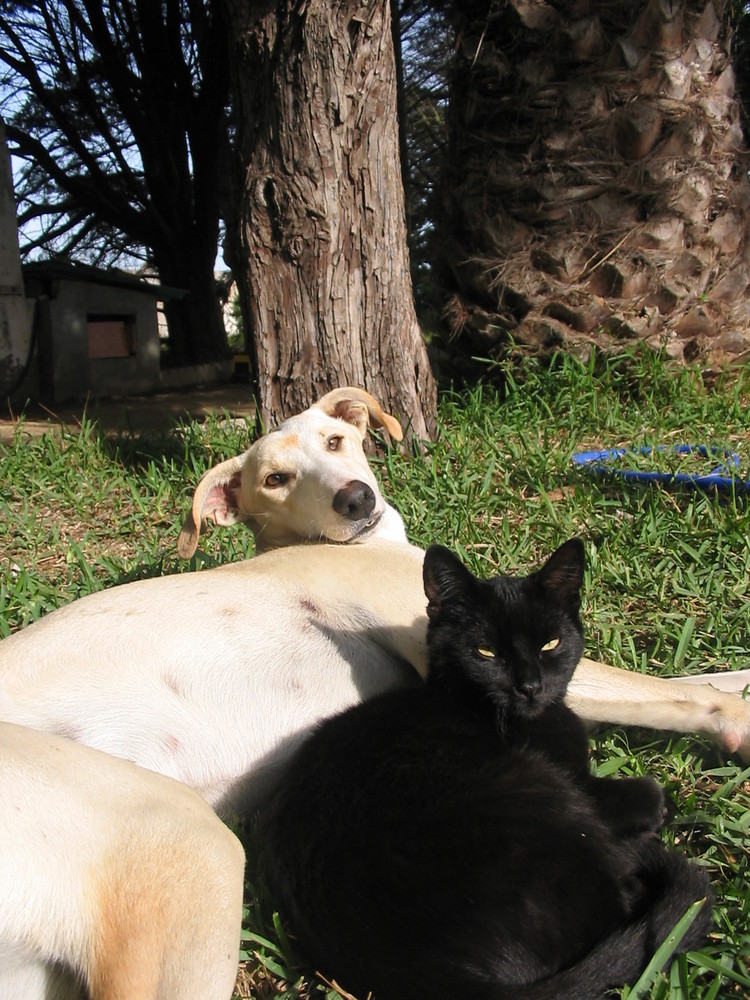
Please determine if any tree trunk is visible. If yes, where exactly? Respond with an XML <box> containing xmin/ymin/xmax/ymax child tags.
<box><xmin>439</xmin><ymin>0</ymin><xmax>750</xmax><ymax>368</ymax></box>
<box><xmin>144</xmin><ymin>35</ymin><xmax>233</xmax><ymax>369</ymax></box>
<box><xmin>223</xmin><ymin>0</ymin><xmax>437</xmax><ymax>441</ymax></box>
<box><xmin>154</xmin><ymin>244</ymin><xmax>229</xmax><ymax>367</ymax></box>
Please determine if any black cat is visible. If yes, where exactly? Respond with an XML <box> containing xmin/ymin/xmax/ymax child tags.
<box><xmin>258</xmin><ymin>539</ymin><xmax>712</xmax><ymax>1000</ymax></box>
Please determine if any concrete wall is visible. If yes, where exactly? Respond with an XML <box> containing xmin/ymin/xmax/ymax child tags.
<box><xmin>28</xmin><ymin>272</ymin><xmax>162</xmax><ymax>403</ymax></box>
<box><xmin>0</xmin><ymin>118</ymin><xmax>33</xmax><ymax>397</ymax></box>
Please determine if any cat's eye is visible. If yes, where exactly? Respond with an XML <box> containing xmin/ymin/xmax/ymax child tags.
<box><xmin>541</xmin><ymin>638</ymin><xmax>561</xmax><ymax>652</ymax></box>
<box><xmin>476</xmin><ymin>646</ymin><xmax>496</xmax><ymax>659</ymax></box>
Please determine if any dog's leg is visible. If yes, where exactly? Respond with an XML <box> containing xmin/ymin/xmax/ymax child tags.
<box><xmin>0</xmin><ymin>950</ymin><xmax>82</xmax><ymax>1000</ymax></box>
<box><xmin>87</xmin><ymin>821</ymin><xmax>245</xmax><ymax>1000</ymax></box>
<box><xmin>567</xmin><ymin>657</ymin><xmax>750</xmax><ymax>757</ymax></box>
<box><xmin>670</xmin><ymin>668</ymin><xmax>750</xmax><ymax>694</ymax></box>
<box><xmin>0</xmin><ymin>723</ymin><xmax>245</xmax><ymax>1000</ymax></box>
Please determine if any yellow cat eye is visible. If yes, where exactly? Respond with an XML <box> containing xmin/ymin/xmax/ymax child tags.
<box><xmin>541</xmin><ymin>638</ymin><xmax>561</xmax><ymax>652</ymax></box>
<box><xmin>476</xmin><ymin>646</ymin><xmax>496</xmax><ymax>659</ymax></box>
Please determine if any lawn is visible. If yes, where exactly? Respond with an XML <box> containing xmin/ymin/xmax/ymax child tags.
<box><xmin>2</xmin><ymin>350</ymin><xmax>750</xmax><ymax>999</ymax></box>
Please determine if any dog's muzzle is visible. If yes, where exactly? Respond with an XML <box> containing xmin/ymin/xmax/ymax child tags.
<box><xmin>333</xmin><ymin>481</ymin><xmax>377</xmax><ymax>522</ymax></box>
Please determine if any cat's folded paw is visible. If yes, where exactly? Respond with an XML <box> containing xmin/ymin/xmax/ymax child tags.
<box><xmin>588</xmin><ymin>774</ymin><xmax>667</xmax><ymax>835</ymax></box>
<box><xmin>625</xmin><ymin>776</ymin><xmax>668</xmax><ymax>834</ymax></box>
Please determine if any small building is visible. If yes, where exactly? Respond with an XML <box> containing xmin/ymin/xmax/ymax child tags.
<box><xmin>23</xmin><ymin>260</ymin><xmax>182</xmax><ymax>403</ymax></box>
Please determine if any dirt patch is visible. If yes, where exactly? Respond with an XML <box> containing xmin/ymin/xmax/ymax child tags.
<box><xmin>0</xmin><ymin>383</ymin><xmax>256</xmax><ymax>445</ymax></box>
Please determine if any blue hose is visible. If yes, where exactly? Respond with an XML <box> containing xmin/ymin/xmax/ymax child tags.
<box><xmin>571</xmin><ymin>444</ymin><xmax>750</xmax><ymax>492</ymax></box>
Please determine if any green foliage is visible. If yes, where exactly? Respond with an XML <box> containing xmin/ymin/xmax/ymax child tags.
<box><xmin>2</xmin><ymin>351</ymin><xmax>749</xmax><ymax>999</ymax></box>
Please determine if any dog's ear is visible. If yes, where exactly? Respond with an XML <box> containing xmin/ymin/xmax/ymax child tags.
<box><xmin>314</xmin><ymin>387</ymin><xmax>403</xmax><ymax>442</ymax></box>
<box><xmin>177</xmin><ymin>453</ymin><xmax>250</xmax><ymax>558</ymax></box>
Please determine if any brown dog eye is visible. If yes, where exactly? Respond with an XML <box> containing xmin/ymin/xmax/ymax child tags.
<box><xmin>265</xmin><ymin>472</ymin><xmax>289</xmax><ymax>488</ymax></box>
<box><xmin>327</xmin><ymin>435</ymin><xmax>343</xmax><ymax>452</ymax></box>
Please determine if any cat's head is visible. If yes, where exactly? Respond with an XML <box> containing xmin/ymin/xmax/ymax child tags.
<box><xmin>422</xmin><ymin>539</ymin><xmax>585</xmax><ymax>717</ymax></box>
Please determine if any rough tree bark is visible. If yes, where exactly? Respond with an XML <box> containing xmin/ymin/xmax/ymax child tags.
<box><xmin>439</xmin><ymin>0</ymin><xmax>750</xmax><ymax>369</ymax></box>
<box><xmin>223</xmin><ymin>0</ymin><xmax>437</xmax><ymax>441</ymax></box>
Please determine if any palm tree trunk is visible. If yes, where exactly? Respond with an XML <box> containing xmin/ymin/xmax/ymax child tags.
<box><xmin>439</xmin><ymin>0</ymin><xmax>750</xmax><ymax>367</ymax></box>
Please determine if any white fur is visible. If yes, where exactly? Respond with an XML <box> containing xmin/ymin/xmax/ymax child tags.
<box><xmin>3</xmin><ymin>539</ymin><xmax>749</xmax><ymax>820</ymax></box>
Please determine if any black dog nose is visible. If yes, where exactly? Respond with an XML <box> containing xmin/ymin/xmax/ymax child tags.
<box><xmin>333</xmin><ymin>481</ymin><xmax>376</xmax><ymax>521</ymax></box>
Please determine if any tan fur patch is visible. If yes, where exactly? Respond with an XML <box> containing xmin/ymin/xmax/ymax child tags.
<box><xmin>87</xmin><ymin>842</ymin><xmax>172</xmax><ymax>999</ymax></box>
<box><xmin>86</xmin><ymin>809</ymin><xmax>243</xmax><ymax>1000</ymax></box>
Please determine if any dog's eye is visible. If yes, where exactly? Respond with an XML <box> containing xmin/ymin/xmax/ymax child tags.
<box><xmin>476</xmin><ymin>646</ymin><xmax>496</xmax><ymax>659</ymax></box>
<box><xmin>541</xmin><ymin>638</ymin><xmax>560</xmax><ymax>652</ymax></box>
<box><xmin>265</xmin><ymin>472</ymin><xmax>290</xmax><ymax>488</ymax></box>
<box><xmin>327</xmin><ymin>435</ymin><xmax>343</xmax><ymax>452</ymax></box>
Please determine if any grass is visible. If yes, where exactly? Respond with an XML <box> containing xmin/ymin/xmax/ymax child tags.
<box><xmin>2</xmin><ymin>349</ymin><xmax>750</xmax><ymax>998</ymax></box>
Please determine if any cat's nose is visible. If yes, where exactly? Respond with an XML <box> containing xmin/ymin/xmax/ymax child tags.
<box><xmin>515</xmin><ymin>678</ymin><xmax>542</xmax><ymax>701</ymax></box>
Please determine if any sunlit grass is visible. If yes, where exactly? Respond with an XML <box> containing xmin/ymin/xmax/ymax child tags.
<box><xmin>2</xmin><ymin>350</ymin><xmax>749</xmax><ymax>998</ymax></box>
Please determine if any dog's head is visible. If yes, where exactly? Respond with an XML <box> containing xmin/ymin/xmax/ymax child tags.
<box><xmin>177</xmin><ymin>387</ymin><xmax>405</xmax><ymax>557</ymax></box>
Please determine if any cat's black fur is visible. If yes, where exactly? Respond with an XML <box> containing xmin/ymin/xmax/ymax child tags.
<box><xmin>258</xmin><ymin>539</ymin><xmax>712</xmax><ymax>1000</ymax></box>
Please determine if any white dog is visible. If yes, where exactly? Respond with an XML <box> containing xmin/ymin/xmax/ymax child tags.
<box><xmin>176</xmin><ymin>386</ymin><xmax>407</xmax><ymax>556</ymax></box>
<box><xmin>0</xmin><ymin>721</ymin><xmax>245</xmax><ymax>1000</ymax></box>
<box><xmin>2</xmin><ymin>388</ymin><xmax>750</xmax><ymax>823</ymax></box>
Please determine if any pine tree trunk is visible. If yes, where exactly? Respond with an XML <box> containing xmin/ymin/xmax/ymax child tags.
<box><xmin>439</xmin><ymin>0</ymin><xmax>750</xmax><ymax>368</ymax></box>
<box><xmin>155</xmin><ymin>245</ymin><xmax>229</xmax><ymax>367</ymax></box>
<box><xmin>223</xmin><ymin>0</ymin><xmax>437</xmax><ymax>441</ymax></box>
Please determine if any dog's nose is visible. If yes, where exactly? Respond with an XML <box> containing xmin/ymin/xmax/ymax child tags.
<box><xmin>333</xmin><ymin>481</ymin><xmax>376</xmax><ymax>521</ymax></box>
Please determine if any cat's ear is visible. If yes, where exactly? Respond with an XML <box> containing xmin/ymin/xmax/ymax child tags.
<box><xmin>537</xmin><ymin>538</ymin><xmax>585</xmax><ymax>601</ymax></box>
<box><xmin>423</xmin><ymin>545</ymin><xmax>476</xmax><ymax>619</ymax></box>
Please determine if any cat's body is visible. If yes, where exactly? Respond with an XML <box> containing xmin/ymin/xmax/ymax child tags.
<box><xmin>259</xmin><ymin>540</ymin><xmax>712</xmax><ymax>1000</ymax></box>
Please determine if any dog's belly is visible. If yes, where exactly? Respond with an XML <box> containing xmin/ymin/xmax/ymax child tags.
<box><xmin>0</xmin><ymin>633</ymin><xmax>413</xmax><ymax>812</ymax></box>
<box><xmin>0</xmin><ymin>562</ymin><xmax>420</xmax><ymax>812</ymax></box>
